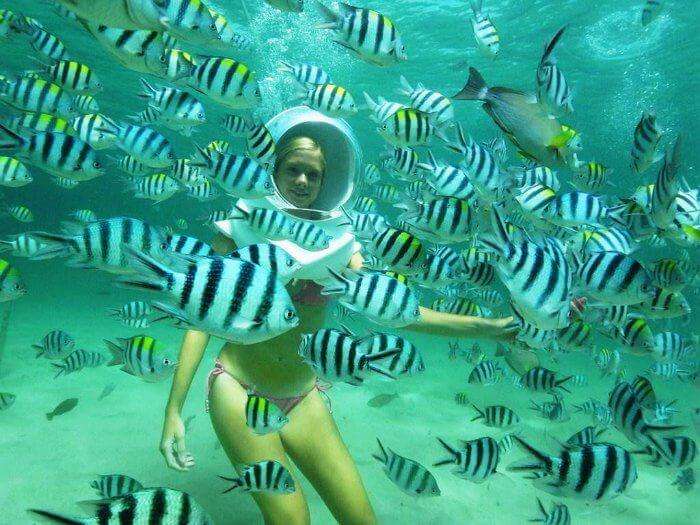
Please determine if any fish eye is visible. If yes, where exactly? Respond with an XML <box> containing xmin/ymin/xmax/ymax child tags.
<box><xmin>13</xmin><ymin>283</ymin><xmax>23</xmax><ymax>291</ymax></box>
<box><xmin>160</xmin><ymin>55</ymin><xmax>167</xmax><ymax>63</ymax></box>
<box><xmin>163</xmin><ymin>358</ymin><xmax>172</xmax><ymax>365</ymax></box>
<box><xmin>167</xmin><ymin>152</ymin><xmax>174</xmax><ymax>159</ymax></box>
<box><xmin>286</xmin><ymin>258</ymin><xmax>295</xmax><ymax>267</ymax></box>
<box><xmin>93</xmin><ymin>161</ymin><xmax>101</xmax><ymax>169</ymax></box>
<box><xmin>264</xmin><ymin>181</ymin><xmax>271</xmax><ymax>189</ymax></box>
<box><xmin>284</xmin><ymin>309</ymin><xmax>296</xmax><ymax>320</ymax></box>
<box><xmin>197</xmin><ymin>112</ymin><xmax>204</xmax><ymax>119</ymax></box>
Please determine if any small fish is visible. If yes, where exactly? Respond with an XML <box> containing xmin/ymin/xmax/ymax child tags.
<box><xmin>468</xmin><ymin>360</ymin><xmax>503</xmax><ymax>386</ymax></box>
<box><xmin>107</xmin><ymin>300</ymin><xmax>152</xmax><ymax>328</ymax></box>
<box><xmin>0</xmin><ymin>156</ymin><xmax>32</xmax><ymax>187</ymax></box>
<box><xmin>367</xmin><ymin>393</ymin><xmax>399</xmax><ymax>408</ymax></box>
<box><xmin>32</xmin><ymin>329</ymin><xmax>75</xmax><ymax>359</ymax></box>
<box><xmin>573</xmin><ymin>252</ymin><xmax>653</xmax><ymax>305</ymax></box>
<box><xmin>373</xmin><ymin>438</ymin><xmax>441</xmax><ymax>496</ymax></box>
<box><xmin>398</xmin><ymin>75</ymin><xmax>454</xmax><ymax>126</ymax></box>
<box><xmin>69</xmin><ymin>209</ymin><xmax>98</xmax><ymax>223</ymax></box>
<box><xmin>529</xmin><ymin>497</ymin><xmax>571</xmax><ymax>525</ymax></box>
<box><xmin>245</xmin><ymin>393</ymin><xmax>289</xmax><ymax>434</ymax></box>
<box><xmin>97</xmin><ymin>382</ymin><xmax>117</xmax><ymax>401</ymax></box>
<box><xmin>278</xmin><ymin>61</ymin><xmax>331</xmax><ymax>85</ymax></box>
<box><xmin>379</xmin><ymin>108</ymin><xmax>446</xmax><ymax>148</ymax></box>
<box><xmin>358</xmin><ymin>332</ymin><xmax>425</xmax><ymax>375</ymax></box>
<box><xmin>471</xmin><ymin>404</ymin><xmax>521</xmax><ymax>429</ymax></box>
<box><xmin>469</xmin><ymin>0</ymin><xmax>500</xmax><ymax>57</ymax></box>
<box><xmin>219</xmin><ymin>460</ymin><xmax>296</xmax><ymax>494</ymax></box>
<box><xmin>672</xmin><ymin>468</ymin><xmax>695</xmax><ymax>492</ymax></box>
<box><xmin>46</xmin><ymin>397</ymin><xmax>78</xmax><ymax>420</ymax></box>
<box><xmin>530</xmin><ymin>394</ymin><xmax>570</xmax><ymax>422</ymax></box>
<box><xmin>536</xmin><ymin>26</ymin><xmax>573</xmax><ymax>115</ymax></box>
<box><xmin>648</xmin><ymin>361</ymin><xmax>691</xmax><ymax>380</ymax></box>
<box><xmin>293</xmin><ymin>83</ymin><xmax>357</xmax><ymax>117</ymax></box>
<box><xmin>636</xmin><ymin>287</ymin><xmax>691</xmax><ymax>319</ymax></box>
<box><xmin>631</xmin><ymin>111</ymin><xmax>663</xmax><ymax>173</ymax></box>
<box><xmin>566</xmin><ymin>426</ymin><xmax>605</xmax><ymax>448</ymax></box>
<box><xmin>91</xmin><ymin>473</ymin><xmax>144</xmax><ymax>498</ymax></box>
<box><xmin>0</xmin><ymin>392</ymin><xmax>16</xmax><ymax>411</ymax></box>
<box><xmin>649</xmin><ymin>399</ymin><xmax>679</xmax><ymax>424</ymax></box>
<box><xmin>454</xmin><ymin>392</ymin><xmax>470</xmax><ymax>406</ymax></box>
<box><xmin>104</xmin><ymin>335</ymin><xmax>176</xmax><ymax>382</ymax></box>
<box><xmin>434</xmin><ymin>436</ymin><xmax>500</xmax><ymax>483</ymax></box>
<box><xmin>653</xmin><ymin>331</ymin><xmax>695</xmax><ymax>362</ymax></box>
<box><xmin>52</xmin><ymin>350</ymin><xmax>105</xmax><ymax>377</ymax></box>
<box><xmin>520</xmin><ymin>367</ymin><xmax>571</xmax><ymax>393</ymax></box>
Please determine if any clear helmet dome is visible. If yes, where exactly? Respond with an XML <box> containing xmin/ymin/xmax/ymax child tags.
<box><xmin>265</xmin><ymin>106</ymin><xmax>361</xmax><ymax>221</ymax></box>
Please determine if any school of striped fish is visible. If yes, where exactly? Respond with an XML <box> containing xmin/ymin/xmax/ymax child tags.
<box><xmin>0</xmin><ymin>0</ymin><xmax>696</xmax><ymax>523</ymax></box>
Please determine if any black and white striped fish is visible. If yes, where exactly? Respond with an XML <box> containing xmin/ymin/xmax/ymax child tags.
<box><xmin>192</xmin><ymin>147</ymin><xmax>273</xmax><ymax>199</ymax></box>
<box><xmin>568</xmin><ymin>227</ymin><xmax>637</xmax><ymax>255</ymax></box>
<box><xmin>565</xmin><ymin>426</ymin><xmax>605</xmax><ymax>448</ymax></box>
<box><xmin>373</xmin><ymin>438</ymin><xmax>441</xmax><ymax>496</ymax></box>
<box><xmin>164</xmin><ymin>234</ymin><xmax>215</xmax><ymax>257</ymax></box>
<box><xmin>508</xmin><ymin>436</ymin><xmax>638</xmax><ymax>501</ymax></box>
<box><xmin>636</xmin><ymin>436</ymin><xmax>696</xmax><ymax>468</ymax></box>
<box><xmin>188</xmin><ymin>57</ymin><xmax>261</xmax><ymax>109</ymax></box>
<box><xmin>294</xmin><ymin>83</ymin><xmax>357</xmax><ymax>117</ymax></box>
<box><xmin>399</xmin><ymin>76</ymin><xmax>453</xmax><ymax>126</ymax></box>
<box><xmin>132</xmin><ymin>173</ymin><xmax>179</xmax><ymax>202</ymax></box>
<box><xmin>358</xmin><ymin>332</ymin><xmax>425</xmax><ymax>375</ymax></box>
<box><xmin>416</xmin><ymin>253</ymin><xmax>462</xmax><ymax>288</ymax></box>
<box><xmin>5</xmin><ymin>204</ymin><xmax>34</xmax><ymax>223</ymax></box>
<box><xmin>228</xmin><ymin>243</ymin><xmax>300</xmax><ymax>284</ymax></box>
<box><xmin>138</xmin><ymin>78</ymin><xmax>205</xmax><ymax>128</ymax></box>
<box><xmin>298</xmin><ymin>327</ymin><xmax>398</xmax><ymax>385</ymax></box>
<box><xmin>220</xmin><ymin>460</ymin><xmax>295</xmax><ymax>494</ymax></box>
<box><xmin>529</xmin><ymin>497</ymin><xmax>571</xmax><ymax>525</ymax></box>
<box><xmin>630</xmin><ymin>375</ymin><xmax>656</xmax><ymax>409</ymax></box>
<box><xmin>321</xmin><ymin>269</ymin><xmax>421</xmax><ymax>328</ymax></box>
<box><xmin>650</xmin><ymin>137</ymin><xmax>683</xmax><ymax>230</ymax></box>
<box><xmin>520</xmin><ymin>367</ymin><xmax>571</xmax><ymax>393</ymax></box>
<box><xmin>364</xmin><ymin>93</ymin><xmax>405</xmax><ymax>124</ymax></box>
<box><xmin>104</xmin><ymin>335</ymin><xmax>176</xmax><ymax>382</ymax></box>
<box><xmin>468</xmin><ymin>360</ymin><xmax>503</xmax><ymax>385</ymax></box>
<box><xmin>545</xmin><ymin>191</ymin><xmax>608</xmax><ymax>228</ymax></box>
<box><xmin>636</xmin><ymin>287</ymin><xmax>690</xmax><ymax>319</ymax></box>
<box><xmin>107</xmin><ymin>301</ymin><xmax>152</xmax><ymax>329</ymax></box>
<box><xmin>573</xmin><ymin>251</ymin><xmax>653</xmax><ymax>305</ymax></box>
<box><xmin>245</xmin><ymin>393</ymin><xmax>289</xmax><ymax>435</ymax></box>
<box><xmin>382</xmin><ymin>146</ymin><xmax>418</xmax><ymax>180</ymax></box>
<box><xmin>368</xmin><ymin>227</ymin><xmax>426</xmax><ymax>274</ymax></box>
<box><xmin>536</xmin><ymin>26</ymin><xmax>573</xmax><ymax>115</ymax></box>
<box><xmin>52</xmin><ymin>349</ymin><xmax>105</xmax><ymax>378</ymax></box>
<box><xmin>74</xmin><ymin>93</ymin><xmax>99</xmax><ymax>113</ymax></box>
<box><xmin>38</xmin><ymin>60</ymin><xmax>102</xmax><ymax>94</ymax></box>
<box><xmin>469</xmin><ymin>0</ymin><xmax>499</xmax><ymax>57</ymax></box>
<box><xmin>648</xmin><ymin>399</ymin><xmax>679</xmax><ymax>424</ymax></box>
<box><xmin>101</xmin><ymin>122</ymin><xmax>174</xmax><ymax>168</ymax></box>
<box><xmin>434</xmin><ymin>436</ymin><xmax>500</xmax><ymax>483</ymax></box>
<box><xmin>379</xmin><ymin>108</ymin><xmax>445</xmax><ymax>148</ymax></box>
<box><xmin>15</xmin><ymin>17</ymin><xmax>68</xmax><ymax>60</ymax></box>
<box><xmin>29</xmin><ymin>487</ymin><xmax>213</xmax><ymax>525</ymax></box>
<box><xmin>530</xmin><ymin>394</ymin><xmax>570</xmax><ymax>422</ymax></box>
<box><xmin>397</xmin><ymin>197</ymin><xmax>473</xmax><ymax>243</ymax></box>
<box><xmin>91</xmin><ymin>473</ymin><xmax>144</xmax><ymax>498</ymax></box>
<box><xmin>0</xmin><ymin>233</ymin><xmax>44</xmax><ymax>257</ymax></box>
<box><xmin>651</xmin><ymin>258</ymin><xmax>696</xmax><ymax>292</ymax></box>
<box><xmin>648</xmin><ymin>361</ymin><xmax>691</xmax><ymax>380</ymax></box>
<box><xmin>341</xmin><ymin>209</ymin><xmax>387</xmax><ymax>239</ymax></box>
<box><xmin>417</xmin><ymin>152</ymin><xmax>475</xmax><ymax>201</ymax></box>
<box><xmin>315</xmin><ymin>1</ymin><xmax>407</xmax><ymax>66</ymax></box>
<box><xmin>120</xmin><ymin>249</ymin><xmax>299</xmax><ymax>345</ymax></box>
<box><xmin>514</xmin><ymin>164</ymin><xmax>561</xmax><ymax>191</ymax></box>
<box><xmin>653</xmin><ymin>331</ymin><xmax>695</xmax><ymax>362</ymax></box>
<box><xmin>32</xmin><ymin>329</ymin><xmax>75</xmax><ymax>359</ymax></box>
<box><xmin>471</xmin><ymin>404</ymin><xmax>521</xmax><ymax>428</ymax></box>
<box><xmin>279</xmin><ymin>61</ymin><xmax>331</xmax><ymax>85</ymax></box>
<box><xmin>29</xmin><ymin>217</ymin><xmax>165</xmax><ymax>273</ymax></box>
<box><xmin>71</xmin><ymin>113</ymin><xmax>118</xmax><ymax>150</ymax></box>
<box><xmin>0</xmin><ymin>124</ymin><xmax>102</xmax><ymax>181</ymax></box>
<box><xmin>245</xmin><ymin>121</ymin><xmax>276</xmax><ymax>163</ymax></box>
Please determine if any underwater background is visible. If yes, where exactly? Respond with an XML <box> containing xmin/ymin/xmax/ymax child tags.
<box><xmin>0</xmin><ymin>0</ymin><xmax>698</xmax><ymax>523</ymax></box>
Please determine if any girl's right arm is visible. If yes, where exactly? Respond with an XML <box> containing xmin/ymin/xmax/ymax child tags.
<box><xmin>160</xmin><ymin>329</ymin><xmax>210</xmax><ymax>471</ymax></box>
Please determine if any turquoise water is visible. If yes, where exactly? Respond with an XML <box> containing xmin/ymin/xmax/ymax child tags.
<box><xmin>0</xmin><ymin>1</ymin><xmax>698</xmax><ymax>523</ymax></box>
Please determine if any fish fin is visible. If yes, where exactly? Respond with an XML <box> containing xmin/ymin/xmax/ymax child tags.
<box><xmin>148</xmin><ymin>302</ymin><xmax>191</xmax><ymax>327</ymax></box>
<box><xmin>372</xmin><ymin>437</ymin><xmax>388</xmax><ymax>465</ymax></box>
<box><xmin>51</xmin><ymin>363</ymin><xmax>65</xmax><ymax>379</ymax></box>
<box><xmin>0</xmin><ymin>122</ymin><xmax>25</xmax><ymax>151</ymax></box>
<box><xmin>31</xmin><ymin>344</ymin><xmax>44</xmax><ymax>358</ymax></box>
<box><xmin>507</xmin><ymin>436</ymin><xmax>550</xmax><ymax>471</ymax></box>
<box><xmin>470</xmin><ymin>404</ymin><xmax>485</xmax><ymax>421</ymax></box>
<box><xmin>434</xmin><ymin>437</ymin><xmax>459</xmax><ymax>466</ymax></box>
<box><xmin>103</xmin><ymin>339</ymin><xmax>124</xmax><ymax>367</ymax></box>
<box><xmin>26</xmin><ymin>509</ymin><xmax>83</xmax><ymax>524</ymax></box>
<box><xmin>366</xmin><ymin>364</ymin><xmax>396</xmax><ymax>380</ymax></box>
<box><xmin>320</xmin><ymin>267</ymin><xmax>349</xmax><ymax>296</ymax></box>
<box><xmin>398</xmin><ymin>75</ymin><xmax>413</xmax><ymax>97</ymax></box>
<box><xmin>452</xmin><ymin>67</ymin><xmax>489</xmax><ymax>101</ymax></box>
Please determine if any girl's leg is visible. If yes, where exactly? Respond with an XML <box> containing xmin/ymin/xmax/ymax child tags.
<box><xmin>209</xmin><ymin>373</ymin><xmax>311</xmax><ymax>525</ymax></box>
<box><xmin>280</xmin><ymin>389</ymin><xmax>377</xmax><ymax>525</ymax></box>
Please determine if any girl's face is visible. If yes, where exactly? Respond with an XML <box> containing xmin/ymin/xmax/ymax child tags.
<box><xmin>274</xmin><ymin>149</ymin><xmax>325</xmax><ymax>208</ymax></box>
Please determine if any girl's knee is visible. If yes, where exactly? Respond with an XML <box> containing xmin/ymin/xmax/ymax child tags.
<box><xmin>260</xmin><ymin>497</ymin><xmax>310</xmax><ymax>525</ymax></box>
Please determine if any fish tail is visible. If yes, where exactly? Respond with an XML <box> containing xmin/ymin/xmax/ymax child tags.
<box><xmin>27</xmin><ymin>509</ymin><xmax>84</xmax><ymax>524</ymax></box>
<box><xmin>362</xmin><ymin>91</ymin><xmax>378</xmax><ymax>112</ymax></box>
<box><xmin>119</xmin><ymin>245</ymin><xmax>172</xmax><ymax>291</ymax></box>
<box><xmin>529</xmin><ymin>496</ymin><xmax>548</xmax><ymax>522</ymax></box>
<box><xmin>51</xmin><ymin>363</ymin><xmax>65</xmax><ymax>379</ymax></box>
<box><xmin>103</xmin><ymin>339</ymin><xmax>124</xmax><ymax>367</ymax></box>
<box><xmin>556</xmin><ymin>375</ymin><xmax>573</xmax><ymax>392</ymax></box>
<box><xmin>398</xmin><ymin>75</ymin><xmax>413</xmax><ymax>97</ymax></box>
<box><xmin>31</xmin><ymin>344</ymin><xmax>44</xmax><ymax>358</ymax></box>
<box><xmin>453</xmin><ymin>67</ymin><xmax>489</xmax><ymax>101</ymax></box>
<box><xmin>0</xmin><ymin>122</ymin><xmax>24</xmax><ymax>151</ymax></box>
<box><xmin>314</xmin><ymin>0</ymin><xmax>338</xmax><ymax>28</ymax></box>
<box><xmin>540</xmin><ymin>25</ymin><xmax>567</xmax><ymax>67</ymax></box>
<box><xmin>189</xmin><ymin>143</ymin><xmax>213</xmax><ymax>169</ymax></box>
<box><xmin>372</xmin><ymin>437</ymin><xmax>389</xmax><ymax>465</ymax></box>
<box><xmin>468</xmin><ymin>0</ymin><xmax>483</xmax><ymax>15</ymax></box>
<box><xmin>218</xmin><ymin>474</ymin><xmax>243</xmax><ymax>494</ymax></box>
<box><xmin>278</xmin><ymin>60</ymin><xmax>294</xmax><ymax>74</ymax></box>
<box><xmin>320</xmin><ymin>267</ymin><xmax>349</xmax><ymax>296</ymax></box>
<box><xmin>508</xmin><ymin>436</ymin><xmax>550</xmax><ymax>471</ymax></box>
<box><xmin>433</xmin><ymin>437</ymin><xmax>459</xmax><ymax>466</ymax></box>
<box><xmin>138</xmin><ymin>77</ymin><xmax>157</xmax><ymax>99</ymax></box>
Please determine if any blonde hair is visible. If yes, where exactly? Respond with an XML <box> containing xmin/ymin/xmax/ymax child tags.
<box><xmin>274</xmin><ymin>136</ymin><xmax>326</xmax><ymax>175</ymax></box>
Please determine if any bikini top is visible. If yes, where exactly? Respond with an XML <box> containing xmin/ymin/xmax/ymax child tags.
<box><xmin>214</xmin><ymin>198</ymin><xmax>361</xmax><ymax>285</ymax></box>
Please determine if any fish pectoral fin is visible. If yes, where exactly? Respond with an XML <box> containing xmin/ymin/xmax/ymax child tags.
<box><xmin>120</xmin><ymin>366</ymin><xmax>138</xmax><ymax>377</ymax></box>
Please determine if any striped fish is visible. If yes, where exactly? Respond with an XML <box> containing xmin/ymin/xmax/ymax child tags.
<box><xmin>509</xmin><ymin>437</ymin><xmax>637</xmax><ymax>501</ymax></box>
<box><xmin>52</xmin><ymin>176</ymin><xmax>80</xmax><ymax>189</ymax></box>
<box><xmin>246</xmin><ymin>121</ymin><xmax>276</xmax><ymax>163</ymax></box>
<box><xmin>468</xmin><ymin>360</ymin><xmax>503</xmax><ymax>385</ymax></box>
<box><xmin>0</xmin><ymin>76</ymin><xmax>75</xmax><ymax>118</ymax></box>
<box><xmin>341</xmin><ymin>209</ymin><xmax>386</xmax><ymax>239</ymax></box>
<box><xmin>192</xmin><ymin>147</ymin><xmax>273</xmax><ymax>199</ymax></box>
<box><xmin>607</xmin><ymin>200</ymin><xmax>656</xmax><ymax>236</ymax></box>
<box><xmin>363</xmin><ymin>164</ymin><xmax>382</xmax><ymax>184</ymax></box>
<box><xmin>650</xmin><ymin>137</ymin><xmax>682</xmax><ymax>230</ymax></box>
<box><xmin>368</xmin><ymin>227</ymin><xmax>425</xmax><ymax>274</ymax></box>
<box><xmin>608</xmin><ymin>315</ymin><xmax>655</xmax><ymax>353</ymax></box>
<box><xmin>471</xmin><ymin>404</ymin><xmax>521</xmax><ymax>428</ymax></box>
<box><xmin>379</xmin><ymin>108</ymin><xmax>444</xmax><ymax>148</ymax></box>
<box><xmin>653</xmin><ymin>332</ymin><xmax>695</xmax><ymax>362</ymax></box>
<box><xmin>431</xmin><ymin>298</ymin><xmax>492</xmax><ymax>317</ymax></box>
<box><xmin>279</xmin><ymin>61</ymin><xmax>331</xmax><ymax>85</ymax></box>
<box><xmin>132</xmin><ymin>173</ymin><xmax>179</xmax><ymax>202</ymax></box>
<box><xmin>397</xmin><ymin>197</ymin><xmax>473</xmax><ymax>243</ymax></box>
<box><xmin>514</xmin><ymin>164</ymin><xmax>561</xmax><ymax>191</ymax></box>
<box><xmin>107</xmin><ymin>300</ymin><xmax>152</xmax><ymax>329</ymax></box>
<box><xmin>545</xmin><ymin>191</ymin><xmax>608</xmax><ymax>228</ymax></box>
<box><xmin>188</xmin><ymin>57</ymin><xmax>261</xmax><ymax>109</ymax></box>
<box><xmin>530</xmin><ymin>394</ymin><xmax>570</xmax><ymax>422</ymax></box>
<box><xmin>464</xmin><ymin>289</ymin><xmax>503</xmax><ymax>307</ymax></box>
<box><xmin>515</xmin><ymin>184</ymin><xmax>556</xmax><ymax>222</ymax></box>
<box><xmin>120</xmin><ymin>249</ymin><xmax>299</xmax><ymax>345</ymax></box>
<box><xmin>71</xmin><ymin>113</ymin><xmax>118</xmax><ymax>150</ymax></box>
<box><xmin>185</xmin><ymin>179</ymin><xmax>218</xmax><ymax>201</ymax></box>
<box><xmin>9</xmin><ymin>112</ymin><xmax>72</xmax><ymax>135</ymax></box>
<box><xmin>649</xmin><ymin>399</ymin><xmax>678</xmax><ymax>424</ymax></box>
<box><xmin>17</xmin><ymin>19</ymin><xmax>68</xmax><ymax>60</ymax></box>
<box><xmin>556</xmin><ymin>319</ymin><xmax>593</xmax><ymax>352</ymax></box>
<box><xmin>220</xmin><ymin>460</ymin><xmax>295</xmax><ymax>494</ymax></box>
<box><xmin>170</xmin><ymin>159</ymin><xmax>205</xmax><ymax>186</ymax></box>
<box><xmin>5</xmin><ymin>205</ymin><xmax>34</xmax><ymax>223</ymax></box>
<box><xmin>29</xmin><ymin>487</ymin><xmax>213</xmax><ymax>524</ymax></box>
<box><xmin>321</xmin><ymin>269</ymin><xmax>421</xmax><ymax>328</ymax></box>
<box><xmin>638</xmin><ymin>436</ymin><xmax>696</xmax><ymax>468</ymax></box>
<box><xmin>29</xmin><ymin>217</ymin><xmax>164</xmax><ymax>272</ymax></box>
<box><xmin>222</xmin><ymin>114</ymin><xmax>249</xmax><ymax>137</ymax></box>
<box><xmin>565</xmin><ymin>426</ymin><xmax>605</xmax><ymax>448</ymax></box>
<box><xmin>536</xmin><ymin>26</ymin><xmax>573</xmax><ymax>115</ymax></box>
<box><xmin>416</xmin><ymin>253</ymin><xmax>462</xmax><ymax>288</ymax></box>
<box><xmin>520</xmin><ymin>367</ymin><xmax>571</xmax><ymax>393</ymax></box>
<box><xmin>74</xmin><ymin>93</ymin><xmax>99</xmax><ymax>113</ymax></box>
<box><xmin>0</xmin><ymin>233</ymin><xmax>44</xmax><ymax>257</ymax></box>
<box><xmin>0</xmin><ymin>156</ymin><xmax>31</xmax><ymax>187</ymax></box>
<box><xmin>32</xmin><ymin>330</ymin><xmax>75</xmax><ymax>359</ymax></box>
<box><xmin>245</xmin><ymin>394</ymin><xmax>289</xmax><ymax>434</ymax></box>
<box><xmin>162</xmin><ymin>48</ymin><xmax>197</xmax><ymax>82</ymax></box>
<box><xmin>572</xmin><ymin>160</ymin><xmax>610</xmax><ymax>191</ymax></box>
<box><xmin>399</xmin><ymin>76</ymin><xmax>453</xmax><ymax>126</ymax></box>
<box><xmin>228</xmin><ymin>205</ymin><xmax>296</xmax><ymax>240</ymax></box>
<box><xmin>630</xmin><ymin>375</ymin><xmax>656</xmax><ymax>409</ymax></box>
<box><xmin>636</xmin><ymin>287</ymin><xmax>690</xmax><ymax>319</ymax></box>
<box><xmin>568</xmin><ymin>227</ymin><xmax>637</xmax><ymax>255</ymax></box>
<box><xmin>297</xmin><ymin>327</ymin><xmax>397</xmax><ymax>384</ymax></box>
<box><xmin>147</xmin><ymin>0</ymin><xmax>219</xmax><ymax>45</ymax></box>
<box><xmin>469</xmin><ymin>0</ymin><xmax>499</xmax><ymax>57</ymax></box>
<box><xmin>648</xmin><ymin>361</ymin><xmax>691</xmax><ymax>380</ymax></box>
<box><xmin>641</xmin><ymin>0</ymin><xmax>662</xmax><ymax>26</ymax></box>
<box><xmin>287</xmin><ymin>221</ymin><xmax>332</xmax><ymax>251</ymax></box>
<box><xmin>38</xmin><ymin>60</ymin><xmax>102</xmax><ymax>93</ymax></box>
<box><xmin>462</xmin><ymin>260</ymin><xmax>496</xmax><ymax>287</ymax></box>
<box><xmin>481</xmin><ymin>207</ymin><xmax>571</xmax><ymax>329</ymax></box>
<box><xmin>295</xmin><ymin>83</ymin><xmax>357</xmax><ymax>117</ymax></box>
<box><xmin>138</xmin><ymin>78</ymin><xmax>206</xmax><ymax>127</ymax></box>
<box><xmin>118</xmin><ymin>155</ymin><xmax>152</xmax><ymax>177</ymax></box>
<box><xmin>530</xmin><ymin>498</ymin><xmax>571</xmax><ymax>525</ymax></box>
<box><xmin>316</xmin><ymin>2</ymin><xmax>407</xmax><ymax>66</ymax></box>
<box><xmin>0</xmin><ymin>258</ymin><xmax>25</xmax><ymax>302</ymax></box>
<box><xmin>357</xmin><ymin>331</ymin><xmax>425</xmax><ymax>375</ymax></box>
<box><xmin>573</xmin><ymin>251</ymin><xmax>653</xmax><ymax>305</ymax></box>
<box><xmin>364</xmin><ymin>93</ymin><xmax>405</xmax><ymax>124</ymax></box>
<box><xmin>104</xmin><ymin>335</ymin><xmax>176</xmax><ymax>382</ymax></box>
<box><xmin>434</xmin><ymin>437</ymin><xmax>500</xmax><ymax>482</ymax></box>
<box><xmin>382</xmin><ymin>146</ymin><xmax>418</xmax><ymax>180</ymax></box>
<box><xmin>101</xmin><ymin>122</ymin><xmax>174</xmax><ymax>168</ymax></box>
<box><xmin>52</xmin><ymin>349</ymin><xmax>105</xmax><ymax>377</ymax></box>
<box><xmin>594</xmin><ymin>347</ymin><xmax>620</xmax><ymax>378</ymax></box>
<box><xmin>164</xmin><ymin>234</ymin><xmax>215</xmax><ymax>257</ymax></box>
<box><xmin>207</xmin><ymin>7</ymin><xmax>254</xmax><ymax>53</ymax></box>
<box><xmin>373</xmin><ymin>438</ymin><xmax>440</xmax><ymax>496</ymax></box>
<box><xmin>371</xmin><ymin>183</ymin><xmax>402</xmax><ymax>204</ymax></box>
<box><xmin>0</xmin><ymin>124</ymin><xmax>103</xmax><ymax>181</ymax></box>
<box><xmin>91</xmin><ymin>473</ymin><xmax>144</xmax><ymax>498</ymax></box>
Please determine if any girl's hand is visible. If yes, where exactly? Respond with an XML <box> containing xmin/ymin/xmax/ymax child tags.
<box><xmin>160</xmin><ymin>410</ymin><xmax>195</xmax><ymax>471</ymax></box>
